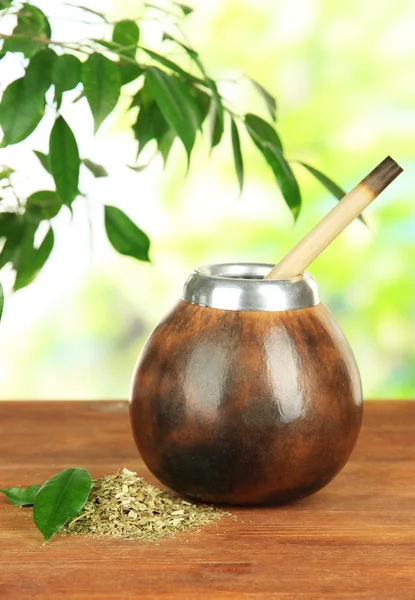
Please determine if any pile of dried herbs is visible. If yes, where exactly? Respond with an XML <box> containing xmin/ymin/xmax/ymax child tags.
<box><xmin>63</xmin><ymin>468</ymin><xmax>228</xmax><ymax>542</ymax></box>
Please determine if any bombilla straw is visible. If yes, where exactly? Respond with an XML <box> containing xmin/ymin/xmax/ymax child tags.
<box><xmin>264</xmin><ymin>156</ymin><xmax>403</xmax><ymax>280</ymax></box>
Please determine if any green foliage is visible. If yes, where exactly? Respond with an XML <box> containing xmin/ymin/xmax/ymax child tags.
<box><xmin>105</xmin><ymin>206</ymin><xmax>150</xmax><ymax>262</ymax></box>
<box><xmin>245</xmin><ymin>114</ymin><xmax>301</xmax><ymax>217</ymax></box>
<box><xmin>52</xmin><ymin>54</ymin><xmax>82</xmax><ymax>107</ymax></box>
<box><xmin>0</xmin><ymin>484</ymin><xmax>41</xmax><ymax>506</ymax></box>
<box><xmin>248</xmin><ymin>78</ymin><xmax>277</xmax><ymax>122</ymax></box>
<box><xmin>82</xmin><ymin>53</ymin><xmax>122</xmax><ymax>132</ymax></box>
<box><xmin>49</xmin><ymin>116</ymin><xmax>80</xmax><ymax>205</ymax></box>
<box><xmin>33</xmin><ymin>468</ymin><xmax>91</xmax><ymax>542</ymax></box>
<box><xmin>113</xmin><ymin>20</ymin><xmax>140</xmax><ymax>57</ymax></box>
<box><xmin>82</xmin><ymin>159</ymin><xmax>108</xmax><ymax>178</ymax></box>
<box><xmin>14</xmin><ymin>225</ymin><xmax>54</xmax><ymax>291</ymax></box>
<box><xmin>26</xmin><ymin>191</ymin><xmax>62</xmax><ymax>220</ymax></box>
<box><xmin>0</xmin><ymin>77</ymin><xmax>42</xmax><ymax>146</ymax></box>
<box><xmin>0</xmin><ymin>0</ymin><xmax>345</xmax><ymax>320</ymax></box>
<box><xmin>230</xmin><ymin>117</ymin><xmax>243</xmax><ymax>192</ymax></box>
<box><xmin>146</xmin><ymin>67</ymin><xmax>201</xmax><ymax>160</ymax></box>
<box><xmin>1</xmin><ymin>4</ymin><xmax>50</xmax><ymax>58</ymax></box>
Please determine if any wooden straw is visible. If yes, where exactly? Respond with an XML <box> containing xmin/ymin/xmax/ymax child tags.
<box><xmin>265</xmin><ymin>156</ymin><xmax>403</xmax><ymax>280</ymax></box>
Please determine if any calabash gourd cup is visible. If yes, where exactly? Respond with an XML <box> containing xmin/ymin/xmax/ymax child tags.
<box><xmin>130</xmin><ymin>156</ymin><xmax>402</xmax><ymax>505</ymax></box>
<box><xmin>130</xmin><ymin>263</ymin><xmax>362</xmax><ymax>505</ymax></box>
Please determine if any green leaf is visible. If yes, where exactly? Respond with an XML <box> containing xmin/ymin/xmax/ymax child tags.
<box><xmin>14</xmin><ymin>226</ymin><xmax>54</xmax><ymax>291</ymax></box>
<box><xmin>245</xmin><ymin>113</ymin><xmax>283</xmax><ymax>152</ymax></box>
<box><xmin>26</xmin><ymin>191</ymin><xmax>63</xmax><ymax>220</ymax></box>
<box><xmin>52</xmin><ymin>54</ymin><xmax>82</xmax><ymax>107</ymax></box>
<box><xmin>118</xmin><ymin>62</ymin><xmax>143</xmax><ymax>86</ymax></box>
<box><xmin>0</xmin><ymin>77</ymin><xmax>44</xmax><ymax>146</ymax></box>
<box><xmin>209</xmin><ymin>97</ymin><xmax>224</xmax><ymax>149</ymax></box>
<box><xmin>82</xmin><ymin>53</ymin><xmax>122</xmax><ymax>132</ymax></box>
<box><xmin>49</xmin><ymin>116</ymin><xmax>80</xmax><ymax>205</ymax></box>
<box><xmin>0</xmin><ymin>214</ymin><xmax>25</xmax><ymax>269</ymax></box>
<box><xmin>204</xmin><ymin>78</ymin><xmax>224</xmax><ymax>148</ymax></box>
<box><xmin>105</xmin><ymin>205</ymin><xmax>150</xmax><ymax>262</ymax></box>
<box><xmin>189</xmin><ymin>87</ymin><xmax>210</xmax><ymax>128</ymax></box>
<box><xmin>34</xmin><ymin>150</ymin><xmax>51</xmax><ymax>174</ymax></box>
<box><xmin>0</xmin><ymin>167</ymin><xmax>14</xmax><ymax>180</ymax></box>
<box><xmin>133</xmin><ymin>100</ymin><xmax>169</xmax><ymax>157</ymax></box>
<box><xmin>230</xmin><ymin>117</ymin><xmax>243</xmax><ymax>193</ymax></box>
<box><xmin>0</xmin><ymin>48</ymin><xmax>55</xmax><ymax>146</ymax></box>
<box><xmin>64</xmin><ymin>4</ymin><xmax>108</xmax><ymax>22</ymax></box>
<box><xmin>82</xmin><ymin>159</ymin><xmax>108</xmax><ymax>178</ymax></box>
<box><xmin>249</xmin><ymin>78</ymin><xmax>277</xmax><ymax>122</ymax></box>
<box><xmin>0</xmin><ymin>485</ymin><xmax>42</xmax><ymax>506</ymax></box>
<box><xmin>162</xmin><ymin>33</ymin><xmax>197</xmax><ymax>59</ymax></box>
<box><xmin>298</xmin><ymin>162</ymin><xmax>345</xmax><ymax>200</ymax></box>
<box><xmin>174</xmin><ymin>2</ymin><xmax>193</xmax><ymax>15</ymax></box>
<box><xmin>245</xmin><ymin>113</ymin><xmax>300</xmax><ymax>216</ymax></box>
<box><xmin>33</xmin><ymin>468</ymin><xmax>91</xmax><ymax>543</ymax></box>
<box><xmin>146</xmin><ymin>67</ymin><xmax>200</xmax><ymax>160</ymax></box>
<box><xmin>0</xmin><ymin>281</ymin><xmax>3</xmax><ymax>321</ymax></box>
<box><xmin>113</xmin><ymin>20</ymin><xmax>139</xmax><ymax>58</ymax></box>
<box><xmin>298</xmin><ymin>161</ymin><xmax>367</xmax><ymax>225</ymax></box>
<box><xmin>260</xmin><ymin>145</ymin><xmax>301</xmax><ymax>218</ymax></box>
<box><xmin>158</xmin><ymin>129</ymin><xmax>176</xmax><ymax>166</ymax></box>
<box><xmin>141</xmin><ymin>48</ymin><xmax>205</xmax><ymax>86</ymax></box>
<box><xmin>2</xmin><ymin>4</ymin><xmax>51</xmax><ymax>58</ymax></box>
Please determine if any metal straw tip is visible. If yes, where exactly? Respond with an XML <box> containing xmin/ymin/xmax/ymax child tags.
<box><xmin>362</xmin><ymin>156</ymin><xmax>403</xmax><ymax>196</ymax></box>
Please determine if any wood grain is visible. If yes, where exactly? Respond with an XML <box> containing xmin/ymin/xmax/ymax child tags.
<box><xmin>0</xmin><ymin>400</ymin><xmax>414</xmax><ymax>600</ymax></box>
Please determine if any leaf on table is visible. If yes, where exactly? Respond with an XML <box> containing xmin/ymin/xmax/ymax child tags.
<box><xmin>248</xmin><ymin>78</ymin><xmax>277</xmax><ymax>122</ymax></box>
<box><xmin>81</xmin><ymin>53</ymin><xmax>122</xmax><ymax>132</ymax></box>
<box><xmin>52</xmin><ymin>54</ymin><xmax>82</xmax><ymax>107</ymax></box>
<box><xmin>0</xmin><ymin>485</ymin><xmax>42</xmax><ymax>506</ymax></box>
<box><xmin>230</xmin><ymin>117</ymin><xmax>243</xmax><ymax>193</ymax></box>
<box><xmin>113</xmin><ymin>20</ymin><xmax>140</xmax><ymax>58</ymax></box>
<box><xmin>26</xmin><ymin>190</ymin><xmax>63</xmax><ymax>220</ymax></box>
<box><xmin>146</xmin><ymin>66</ymin><xmax>200</xmax><ymax>161</ymax></box>
<box><xmin>49</xmin><ymin>115</ymin><xmax>80</xmax><ymax>206</ymax></box>
<box><xmin>14</xmin><ymin>225</ymin><xmax>54</xmax><ymax>291</ymax></box>
<box><xmin>33</xmin><ymin>468</ymin><xmax>91</xmax><ymax>543</ymax></box>
<box><xmin>105</xmin><ymin>205</ymin><xmax>150</xmax><ymax>262</ymax></box>
<box><xmin>82</xmin><ymin>158</ymin><xmax>108</xmax><ymax>178</ymax></box>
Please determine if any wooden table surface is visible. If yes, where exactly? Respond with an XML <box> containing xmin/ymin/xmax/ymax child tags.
<box><xmin>0</xmin><ymin>401</ymin><xmax>414</xmax><ymax>600</ymax></box>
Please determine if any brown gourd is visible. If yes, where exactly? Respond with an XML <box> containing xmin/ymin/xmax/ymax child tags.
<box><xmin>130</xmin><ymin>157</ymin><xmax>403</xmax><ymax>505</ymax></box>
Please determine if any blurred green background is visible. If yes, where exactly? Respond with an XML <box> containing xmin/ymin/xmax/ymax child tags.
<box><xmin>0</xmin><ymin>0</ymin><xmax>414</xmax><ymax>399</ymax></box>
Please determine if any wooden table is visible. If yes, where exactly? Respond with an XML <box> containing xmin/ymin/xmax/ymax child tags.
<box><xmin>0</xmin><ymin>401</ymin><xmax>414</xmax><ymax>599</ymax></box>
